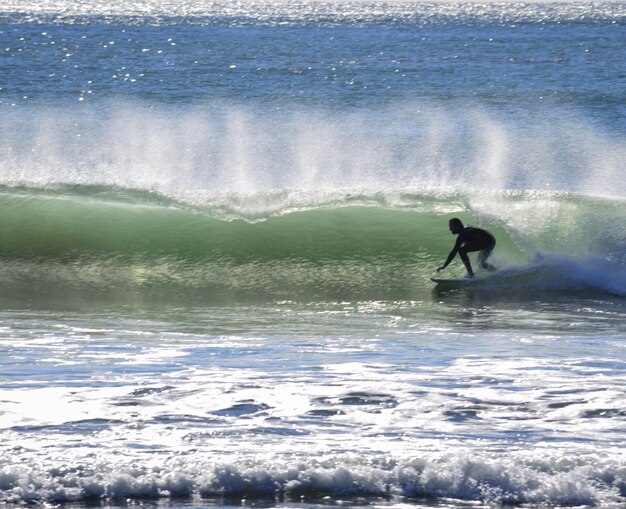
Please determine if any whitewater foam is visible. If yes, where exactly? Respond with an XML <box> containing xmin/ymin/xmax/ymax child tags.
<box><xmin>450</xmin><ymin>254</ymin><xmax>626</xmax><ymax>297</ymax></box>
<box><xmin>1</xmin><ymin>448</ymin><xmax>624</xmax><ymax>505</ymax></box>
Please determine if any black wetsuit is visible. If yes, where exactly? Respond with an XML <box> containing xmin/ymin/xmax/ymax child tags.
<box><xmin>443</xmin><ymin>226</ymin><xmax>496</xmax><ymax>276</ymax></box>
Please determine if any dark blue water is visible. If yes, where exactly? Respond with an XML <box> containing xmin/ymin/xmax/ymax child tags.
<box><xmin>1</xmin><ymin>11</ymin><xmax>624</xmax><ymax>133</ymax></box>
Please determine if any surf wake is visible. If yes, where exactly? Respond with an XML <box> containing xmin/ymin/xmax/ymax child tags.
<box><xmin>439</xmin><ymin>254</ymin><xmax>626</xmax><ymax>298</ymax></box>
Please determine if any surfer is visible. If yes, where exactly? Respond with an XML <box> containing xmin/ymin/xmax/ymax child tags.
<box><xmin>436</xmin><ymin>218</ymin><xmax>496</xmax><ymax>278</ymax></box>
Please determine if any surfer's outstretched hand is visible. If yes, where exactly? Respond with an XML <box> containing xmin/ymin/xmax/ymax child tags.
<box><xmin>436</xmin><ymin>266</ymin><xmax>445</xmax><ymax>273</ymax></box>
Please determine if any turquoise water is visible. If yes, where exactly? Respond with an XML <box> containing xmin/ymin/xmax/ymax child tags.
<box><xmin>0</xmin><ymin>2</ymin><xmax>625</xmax><ymax>507</ymax></box>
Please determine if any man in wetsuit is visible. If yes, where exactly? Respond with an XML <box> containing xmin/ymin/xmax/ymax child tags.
<box><xmin>436</xmin><ymin>218</ymin><xmax>496</xmax><ymax>278</ymax></box>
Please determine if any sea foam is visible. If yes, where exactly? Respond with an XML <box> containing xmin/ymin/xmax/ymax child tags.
<box><xmin>1</xmin><ymin>452</ymin><xmax>624</xmax><ymax>506</ymax></box>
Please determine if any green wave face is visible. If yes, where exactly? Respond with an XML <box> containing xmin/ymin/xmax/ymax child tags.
<box><xmin>0</xmin><ymin>185</ymin><xmax>622</xmax><ymax>304</ymax></box>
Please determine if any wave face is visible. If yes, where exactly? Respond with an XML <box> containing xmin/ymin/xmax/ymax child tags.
<box><xmin>0</xmin><ymin>184</ymin><xmax>623</xmax><ymax>303</ymax></box>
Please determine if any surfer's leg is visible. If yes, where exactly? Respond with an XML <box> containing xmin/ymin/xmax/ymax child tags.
<box><xmin>478</xmin><ymin>249</ymin><xmax>496</xmax><ymax>271</ymax></box>
<box><xmin>458</xmin><ymin>247</ymin><xmax>475</xmax><ymax>278</ymax></box>
<box><xmin>478</xmin><ymin>240</ymin><xmax>497</xmax><ymax>272</ymax></box>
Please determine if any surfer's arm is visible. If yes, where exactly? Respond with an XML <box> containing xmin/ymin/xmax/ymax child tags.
<box><xmin>436</xmin><ymin>237</ymin><xmax>462</xmax><ymax>272</ymax></box>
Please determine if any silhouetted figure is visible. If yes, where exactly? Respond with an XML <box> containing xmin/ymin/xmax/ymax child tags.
<box><xmin>436</xmin><ymin>218</ymin><xmax>496</xmax><ymax>278</ymax></box>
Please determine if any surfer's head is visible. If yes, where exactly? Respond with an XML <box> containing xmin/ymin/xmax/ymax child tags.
<box><xmin>449</xmin><ymin>217</ymin><xmax>464</xmax><ymax>234</ymax></box>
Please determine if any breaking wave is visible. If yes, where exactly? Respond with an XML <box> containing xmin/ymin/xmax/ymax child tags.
<box><xmin>1</xmin><ymin>452</ymin><xmax>625</xmax><ymax>506</ymax></box>
<box><xmin>0</xmin><ymin>184</ymin><xmax>622</xmax><ymax>303</ymax></box>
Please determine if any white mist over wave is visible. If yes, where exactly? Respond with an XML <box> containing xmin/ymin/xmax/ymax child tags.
<box><xmin>2</xmin><ymin>102</ymin><xmax>624</xmax><ymax>198</ymax></box>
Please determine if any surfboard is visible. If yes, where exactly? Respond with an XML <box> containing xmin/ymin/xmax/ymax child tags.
<box><xmin>432</xmin><ymin>270</ymin><xmax>506</xmax><ymax>286</ymax></box>
<box><xmin>430</xmin><ymin>277</ymin><xmax>476</xmax><ymax>285</ymax></box>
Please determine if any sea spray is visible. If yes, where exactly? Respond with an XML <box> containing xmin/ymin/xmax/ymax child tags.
<box><xmin>1</xmin><ymin>102</ymin><xmax>624</xmax><ymax>197</ymax></box>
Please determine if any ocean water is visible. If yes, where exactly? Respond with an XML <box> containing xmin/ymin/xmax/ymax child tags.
<box><xmin>0</xmin><ymin>1</ymin><xmax>625</xmax><ymax>507</ymax></box>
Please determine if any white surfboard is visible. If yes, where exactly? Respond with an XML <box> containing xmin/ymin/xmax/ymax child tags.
<box><xmin>430</xmin><ymin>277</ymin><xmax>477</xmax><ymax>285</ymax></box>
